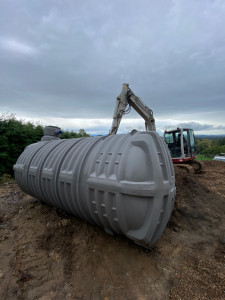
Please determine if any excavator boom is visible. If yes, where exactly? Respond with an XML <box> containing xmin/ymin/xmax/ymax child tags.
<box><xmin>110</xmin><ymin>83</ymin><xmax>155</xmax><ymax>134</ymax></box>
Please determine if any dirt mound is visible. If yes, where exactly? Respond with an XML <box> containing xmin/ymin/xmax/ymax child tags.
<box><xmin>0</xmin><ymin>161</ymin><xmax>225</xmax><ymax>299</ymax></box>
<box><xmin>170</xmin><ymin>165</ymin><xmax>224</xmax><ymax>234</ymax></box>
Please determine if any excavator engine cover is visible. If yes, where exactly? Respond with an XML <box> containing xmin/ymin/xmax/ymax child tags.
<box><xmin>14</xmin><ymin>130</ymin><xmax>175</xmax><ymax>249</ymax></box>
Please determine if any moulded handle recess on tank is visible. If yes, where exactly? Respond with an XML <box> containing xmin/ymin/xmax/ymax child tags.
<box><xmin>14</xmin><ymin>130</ymin><xmax>176</xmax><ymax>249</ymax></box>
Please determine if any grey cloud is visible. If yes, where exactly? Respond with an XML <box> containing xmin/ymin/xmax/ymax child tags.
<box><xmin>168</xmin><ymin>122</ymin><xmax>225</xmax><ymax>132</ymax></box>
<box><xmin>0</xmin><ymin>0</ymin><xmax>225</xmax><ymax>129</ymax></box>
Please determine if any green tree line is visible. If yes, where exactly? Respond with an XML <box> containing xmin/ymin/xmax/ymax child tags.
<box><xmin>0</xmin><ymin>114</ymin><xmax>89</xmax><ymax>177</ymax></box>
<box><xmin>196</xmin><ymin>137</ymin><xmax>225</xmax><ymax>158</ymax></box>
<box><xmin>0</xmin><ymin>113</ymin><xmax>224</xmax><ymax>178</ymax></box>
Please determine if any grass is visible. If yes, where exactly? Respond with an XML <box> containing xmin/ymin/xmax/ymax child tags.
<box><xmin>0</xmin><ymin>174</ymin><xmax>15</xmax><ymax>185</ymax></box>
<box><xmin>197</xmin><ymin>154</ymin><xmax>213</xmax><ymax>161</ymax></box>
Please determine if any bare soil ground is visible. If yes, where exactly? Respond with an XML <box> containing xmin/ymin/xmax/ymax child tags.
<box><xmin>0</xmin><ymin>161</ymin><xmax>225</xmax><ymax>300</ymax></box>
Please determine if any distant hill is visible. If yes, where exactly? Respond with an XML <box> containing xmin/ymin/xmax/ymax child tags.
<box><xmin>90</xmin><ymin>133</ymin><xmax>225</xmax><ymax>139</ymax></box>
<box><xmin>196</xmin><ymin>135</ymin><xmax>225</xmax><ymax>139</ymax></box>
<box><xmin>89</xmin><ymin>133</ymin><xmax>225</xmax><ymax>139</ymax></box>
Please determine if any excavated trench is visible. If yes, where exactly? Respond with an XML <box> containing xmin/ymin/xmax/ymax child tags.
<box><xmin>0</xmin><ymin>161</ymin><xmax>225</xmax><ymax>300</ymax></box>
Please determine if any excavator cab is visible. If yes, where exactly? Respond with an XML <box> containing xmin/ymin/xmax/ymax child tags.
<box><xmin>164</xmin><ymin>128</ymin><xmax>197</xmax><ymax>163</ymax></box>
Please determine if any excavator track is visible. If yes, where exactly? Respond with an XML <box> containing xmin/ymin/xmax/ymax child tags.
<box><xmin>187</xmin><ymin>160</ymin><xmax>203</xmax><ymax>173</ymax></box>
<box><xmin>174</xmin><ymin>164</ymin><xmax>194</xmax><ymax>174</ymax></box>
<box><xmin>174</xmin><ymin>160</ymin><xmax>203</xmax><ymax>174</ymax></box>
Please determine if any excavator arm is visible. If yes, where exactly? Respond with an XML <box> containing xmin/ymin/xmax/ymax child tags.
<box><xmin>110</xmin><ymin>83</ymin><xmax>156</xmax><ymax>134</ymax></box>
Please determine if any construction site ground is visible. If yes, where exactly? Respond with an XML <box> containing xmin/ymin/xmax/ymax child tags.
<box><xmin>0</xmin><ymin>161</ymin><xmax>225</xmax><ymax>300</ymax></box>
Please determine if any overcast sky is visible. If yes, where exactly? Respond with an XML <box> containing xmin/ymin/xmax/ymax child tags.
<box><xmin>0</xmin><ymin>0</ymin><xmax>225</xmax><ymax>135</ymax></box>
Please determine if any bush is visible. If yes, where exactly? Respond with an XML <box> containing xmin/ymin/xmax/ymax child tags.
<box><xmin>196</xmin><ymin>137</ymin><xmax>225</xmax><ymax>158</ymax></box>
<box><xmin>0</xmin><ymin>114</ymin><xmax>44</xmax><ymax>176</ymax></box>
<box><xmin>202</xmin><ymin>145</ymin><xmax>225</xmax><ymax>158</ymax></box>
<box><xmin>0</xmin><ymin>114</ymin><xmax>90</xmax><ymax>177</ymax></box>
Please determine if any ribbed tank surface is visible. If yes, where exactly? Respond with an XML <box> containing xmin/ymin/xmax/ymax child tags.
<box><xmin>14</xmin><ymin>131</ymin><xmax>176</xmax><ymax>248</ymax></box>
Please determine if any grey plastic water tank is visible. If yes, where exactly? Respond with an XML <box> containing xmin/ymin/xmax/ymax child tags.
<box><xmin>14</xmin><ymin>131</ymin><xmax>175</xmax><ymax>248</ymax></box>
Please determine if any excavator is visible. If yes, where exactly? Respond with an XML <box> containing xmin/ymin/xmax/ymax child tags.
<box><xmin>164</xmin><ymin>128</ymin><xmax>202</xmax><ymax>172</ymax></box>
<box><xmin>110</xmin><ymin>83</ymin><xmax>202</xmax><ymax>173</ymax></box>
